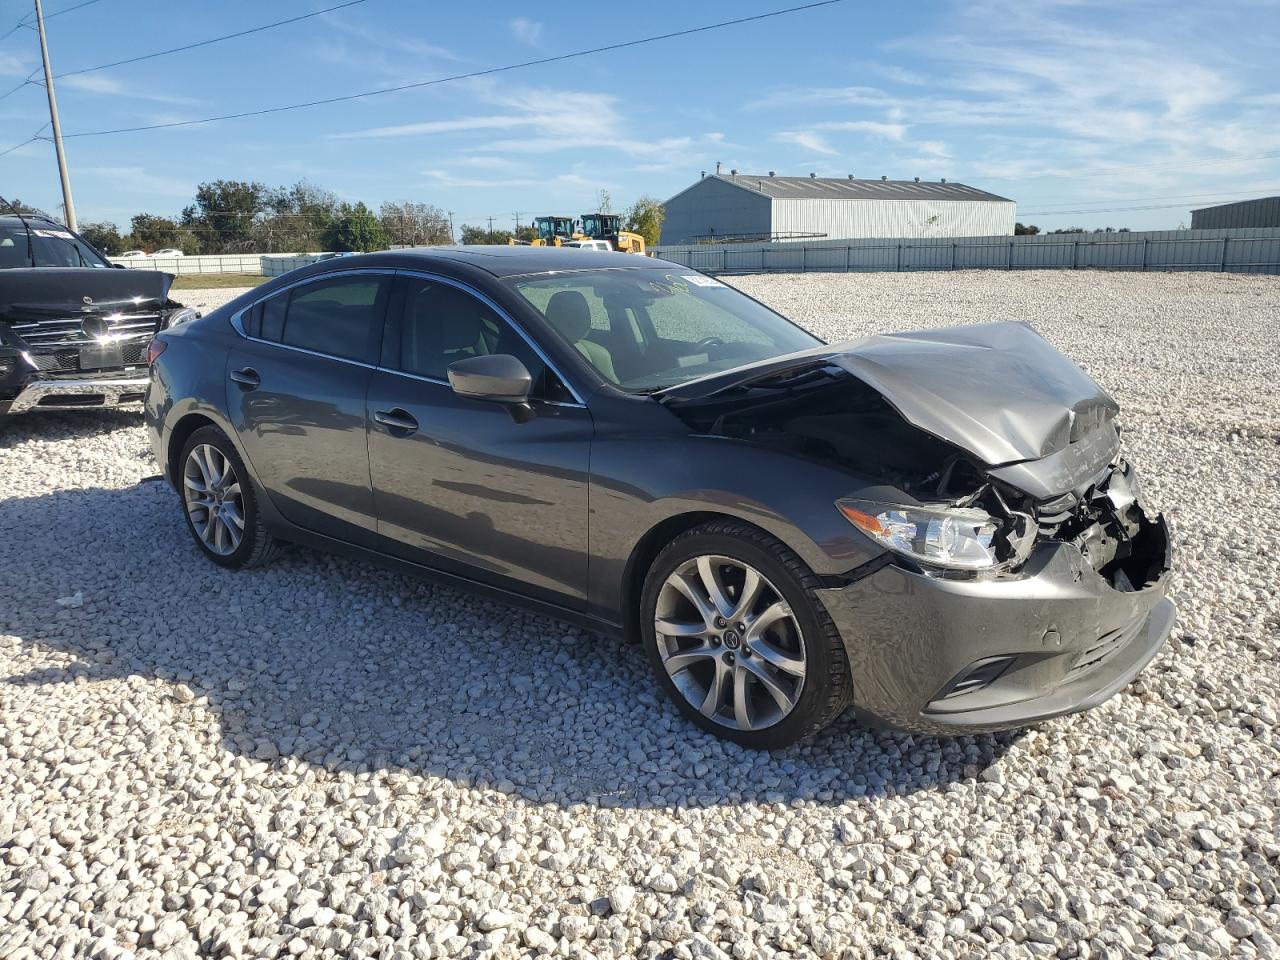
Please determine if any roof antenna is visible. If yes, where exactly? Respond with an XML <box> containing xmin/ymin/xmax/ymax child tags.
<box><xmin>0</xmin><ymin>194</ymin><xmax>36</xmax><ymax>267</ymax></box>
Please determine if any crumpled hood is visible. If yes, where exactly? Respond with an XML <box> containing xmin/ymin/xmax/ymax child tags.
<box><xmin>0</xmin><ymin>267</ymin><xmax>175</xmax><ymax>323</ymax></box>
<box><xmin>660</xmin><ymin>321</ymin><xmax>1119</xmax><ymax>468</ymax></box>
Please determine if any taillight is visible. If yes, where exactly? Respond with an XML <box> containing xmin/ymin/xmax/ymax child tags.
<box><xmin>147</xmin><ymin>339</ymin><xmax>168</xmax><ymax>366</ymax></box>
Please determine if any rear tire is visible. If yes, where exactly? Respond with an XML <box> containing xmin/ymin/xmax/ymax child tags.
<box><xmin>641</xmin><ymin>520</ymin><xmax>851</xmax><ymax>749</ymax></box>
<box><xmin>178</xmin><ymin>425</ymin><xmax>281</xmax><ymax>569</ymax></box>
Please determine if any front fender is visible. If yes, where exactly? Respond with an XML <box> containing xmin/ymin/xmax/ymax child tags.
<box><xmin>587</xmin><ymin>434</ymin><xmax>885</xmax><ymax>621</ymax></box>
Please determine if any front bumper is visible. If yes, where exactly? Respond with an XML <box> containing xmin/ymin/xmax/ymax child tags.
<box><xmin>817</xmin><ymin>514</ymin><xmax>1174</xmax><ymax>735</ymax></box>
<box><xmin>0</xmin><ymin>373</ymin><xmax>150</xmax><ymax>414</ymax></box>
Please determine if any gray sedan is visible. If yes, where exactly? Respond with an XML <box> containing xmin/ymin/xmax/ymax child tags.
<box><xmin>144</xmin><ymin>247</ymin><xmax>1173</xmax><ymax>749</ymax></box>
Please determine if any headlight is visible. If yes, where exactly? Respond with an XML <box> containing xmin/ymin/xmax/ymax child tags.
<box><xmin>836</xmin><ymin>498</ymin><xmax>1028</xmax><ymax>571</ymax></box>
<box><xmin>163</xmin><ymin>307</ymin><xmax>199</xmax><ymax>329</ymax></box>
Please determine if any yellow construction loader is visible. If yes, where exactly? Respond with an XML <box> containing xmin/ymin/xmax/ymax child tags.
<box><xmin>580</xmin><ymin>212</ymin><xmax>646</xmax><ymax>254</ymax></box>
<box><xmin>507</xmin><ymin>215</ymin><xmax>578</xmax><ymax>246</ymax></box>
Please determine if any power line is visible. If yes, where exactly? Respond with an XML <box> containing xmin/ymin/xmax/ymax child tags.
<box><xmin>52</xmin><ymin>0</ymin><xmax>368</xmax><ymax>79</ymax></box>
<box><xmin>974</xmin><ymin>151</ymin><xmax>1280</xmax><ymax>183</ymax></box>
<box><xmin>61</xmin><ymin>0</ymin><xmax>848</xmax><ymax>138</ymax></box>
<box><xmin>0</xmin><ymin>135</ymin><xmax>39</xmax><ymax>158</ymax></box>
<box><xmin>0</xmin><ymin>0</ymin><xmax>103</xmax><ymax>40</ymax></box>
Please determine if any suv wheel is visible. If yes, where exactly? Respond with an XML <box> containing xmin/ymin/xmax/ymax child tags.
<box><xmin>641</xmin><ymin>520</ymin><xmax>851</xmax><ymax>749</ymax></box>
<box><xmin>178</xmin><ymin>425</ymin><xmax>281</xmax><ymax>569</ymax></box>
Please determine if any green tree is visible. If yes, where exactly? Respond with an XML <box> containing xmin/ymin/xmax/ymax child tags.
<box><xmin>460</xmin><ymin>225</ymin><xmax>514</xmax><ymax>245</ymax></box>
<box><xmin>514</xmin><ymin>224</ymin><xmax>538</xmax><ymax>243</ymax></box>
<box><xmin>78</xmin><ymin>221</ymin><xmax>123</xmax><ymax>255</ymax></box>
<box><xmin>1014</xmin><ymin>222</ymin><xmax>1040</xmax><ymax>235</ymax></box>
<box><xmin>182</xmin><ymin>179</ymin><xmax>266</xmax><ymax>253</ymax></box>
<box><xmin>323</xmin><ymin>202</ymin><xmax>388</xmax><ymax>252</ymax></box>
<box><xmin>2</xmin><ymin>197</ymin><xmax>47</xmax><ymax>217</ymax></box>
<box><xmin>254</xmin><ymin>181</ymin><xmax>339</xmax><ymax>253</ymax></box>
<box><xmin>124</xmin><ymin>213</ymin><xmax>194</xmax><ymax>253</ymax></box>
<box><xmin>379</xmin><ymin>200</ymin><xmax>452</xmax><ymax>246</ymax></box>
<box><xmin>624</xmin><ymin>196</ymin><xmax>665</xmax><ymax>247</ymax></box>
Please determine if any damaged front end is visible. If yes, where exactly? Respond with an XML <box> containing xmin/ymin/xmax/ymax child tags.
<box><xmin>661</xmin><ymin>321</ymin><xmax>1174</xmax><ymax>733</ymax></box>
<box><xmin>1</xmin><ymin>268</ymin><xmax>195</xmax><ymax>414</ymax></box>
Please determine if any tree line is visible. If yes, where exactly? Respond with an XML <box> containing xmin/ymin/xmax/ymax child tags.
<box><xmin>7</xmin><ymin>180</ymin><xmax>666</xmax><ymax>255</ymax></box>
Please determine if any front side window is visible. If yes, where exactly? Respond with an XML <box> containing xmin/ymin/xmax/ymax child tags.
<box><xmin>390</xmin><ymin>277</ymin><xmax>572</xmax><ymax>402</ymax></box>
<box><xmin>509</xmin><ymin>268</ymin><xmax>821</xmax><ymax>391</ymax></box>
<box><xmin>245</xmin><ymin>275</ymin><xmax>388</xmax><ymax>363</ymax></box>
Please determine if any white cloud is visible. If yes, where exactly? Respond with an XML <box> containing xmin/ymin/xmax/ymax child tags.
<box><xmin>60</xmin><ymin>74</ymin><xmax>203</xmax><ymax>106</ymax></box>
<box><xmin>773</xmin><ymin>131</ymin><xmax>837</xmax><ymax>155</ymax></box>
<box><xmin>0</xmin><ymin>53</ymin><xmax>29</xmax><ymax>77</ymax></box>
<box><xmin>510</xmin><ymin>18</ymin><xmax>543</xmax><ymax>46</ymax></box>
<box><xmin>80</xmin><ymin>166</ymin><xmax>193</xmax><ymax>197</ymax></box>
<box><xmin>815</xmin><ymin>120</ymin><xmax>909</xmax><ymax>141</ymax></box>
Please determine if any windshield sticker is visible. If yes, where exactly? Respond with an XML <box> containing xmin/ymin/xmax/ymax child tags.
<box><xmin>32</xmin><ymin>228</ymin><xmax>76</xmax><ymax>240</ymax></box>
<box><xmin>682</xmin><ymin>275</ymin><xmax>724</xmax><ymax>288</ymax></box>
<box><xmin>647</xmin><ymin>274</ymin><xmax>690</xmax><ymax>296</ymax></box>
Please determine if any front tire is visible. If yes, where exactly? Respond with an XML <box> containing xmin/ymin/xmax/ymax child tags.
<box><xmin>640</xmin><ymin>520</ymin><xmax>851</xmax><ymax>749</ymax></box>
<box><xmin>178</xmin><ymin>425</ymin><xmax>281</xmax><ymax>569</ymax></box>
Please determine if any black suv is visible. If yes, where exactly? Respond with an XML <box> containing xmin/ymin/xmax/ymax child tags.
<box><xmin>0</xmin><ymin>213</ymin><xmax>195</xmax><ymax>415</ymax></box>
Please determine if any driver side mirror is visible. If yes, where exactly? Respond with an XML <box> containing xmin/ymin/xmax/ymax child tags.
<box><xmin>447</xmin><ymin>354</ymin><xmax>536</xmax><ymax>421</ymax></box>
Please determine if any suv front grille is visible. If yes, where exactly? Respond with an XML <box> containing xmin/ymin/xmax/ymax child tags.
<box><xmin>9</xmin><ymin>312</ymin><xmax>161</xmax><ymax>348</ymax></box>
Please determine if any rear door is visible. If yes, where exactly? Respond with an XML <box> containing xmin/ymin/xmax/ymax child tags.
<box><xmin>226</xmin><ymin>271</ymin><xmax>390</xmax><ymax>545</ymax></box>
<box><xmin>366</xmin><ymin>273</ymin><xmax>593</xmax><ymax>607</ymax></box>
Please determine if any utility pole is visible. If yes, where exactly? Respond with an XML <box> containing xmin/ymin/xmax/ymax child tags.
<box><xmin>33</xmin><ymin>0</ymin><xmax>76</xmax><ymax>231</ymax></box>
<box><xmin>485</xmin><ymin>216</ymin><xmax>496</xmax><ymax>233</ymax></box>
<box><xmin>447</xmin><ymin>211</ymin><xmax>454</xmax><ymax>244</ymax></box>
<box><xmin>513</xmin><ymin>212</ymin><xmax>520</xmax><ymax>234</ymax></box>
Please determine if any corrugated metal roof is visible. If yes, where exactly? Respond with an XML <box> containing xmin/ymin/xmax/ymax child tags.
<box><xmin>707</xmin><ymin>173</ymin><xmax>1012</xmax><ymax>203</ymax></box>
<box><xmin>1190</xmin><ymin>195</ymin><xmax>1280</xmax><ymax>213</ymax></box>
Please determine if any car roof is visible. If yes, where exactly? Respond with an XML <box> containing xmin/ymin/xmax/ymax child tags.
<box><xmin>322</xmin><ymin>245</ymin><xmax>678</xmax><ymax>279</ymax></box>
<box><xmin>0</xmin><ymin>213</ymin><xmax>64</xmax><ymax>228</ymax></box>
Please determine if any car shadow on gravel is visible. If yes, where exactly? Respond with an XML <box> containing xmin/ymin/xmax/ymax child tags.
<box><xmin>1</xmin><ymin>480</ymin><xmax>1021</xmax><ymax>809</ymax></box>
<box><xmin>0</xmin><ymin>409</ymin><xmax>143</xmax><ymax>448</ymax></box>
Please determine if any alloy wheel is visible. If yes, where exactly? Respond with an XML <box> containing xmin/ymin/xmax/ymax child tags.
<box><xmin>183</xmin><ymin>443</ymin><xmax>245</xmax><ymax>556</ymax></box>
<box><xmin>654</xmin><ymin>555</ymin><xmax>807</xmax><ymax>731</ymax></box>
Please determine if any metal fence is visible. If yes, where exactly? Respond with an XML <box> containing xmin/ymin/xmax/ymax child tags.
<box><xmin>108</xmin><ymin>253</ymin><xmax>280</xmax><ymax>275</ymax></box>
<box><xmin>654</xmin><ymin>227</ymin><xmax>1280</xmax><ymax>275</ymax></box>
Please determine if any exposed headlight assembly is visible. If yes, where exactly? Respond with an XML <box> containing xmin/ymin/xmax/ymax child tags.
<box><xmin>163</xmin><ymin>307</ymin><xmax>200</xmax><ymax>329</ymax></box>
<box><xmin>836</xmin><ymin>499</ymin><xmax>1035</xmax><ymax>573</ymax></box>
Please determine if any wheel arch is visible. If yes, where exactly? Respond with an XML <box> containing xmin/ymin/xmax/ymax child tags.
<box><xmin>621</xmin><ymin>510</ymin><xmax>784</xmax><ymax>644</ymax></box>
<box><xmin>167</xmin><ymin>413</ymin><xmax>219</xmax><ymax>488</ymax></box>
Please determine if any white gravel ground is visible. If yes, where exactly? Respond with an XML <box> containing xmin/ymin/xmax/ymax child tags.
<box><xmin>2</xmin><ymin>271</ymin><xmax>1278</xmax><ymax>960</ymax></box>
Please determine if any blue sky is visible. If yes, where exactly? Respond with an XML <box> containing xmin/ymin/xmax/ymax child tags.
<box><xmin>1</xmin><ymin>0</ymin><xmax>1277</xmax><ymax>234</ymax></box>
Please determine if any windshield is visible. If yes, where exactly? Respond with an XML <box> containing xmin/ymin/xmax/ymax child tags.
<box><xmin>0</xmin><ymin>222</ymin><xmax>111</xmax><ymax>269</ymax></box>
<box><xmin>509</xmin><ymin>268</ymin><xmax>822</xmax><ymax>391</ymax></box>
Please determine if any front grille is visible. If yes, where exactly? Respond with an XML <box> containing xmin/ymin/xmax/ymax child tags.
<box><xmin>1063</xmin><ymin>615</ymin><xmax>1145</xmax><ymax>683</ymax></box>
<box><xmin>9</xmin><ymin>312</ymin><xmax>160</xmax><ymax>348</ymax></box>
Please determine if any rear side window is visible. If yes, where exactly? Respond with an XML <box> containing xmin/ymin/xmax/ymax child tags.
<box><xmin>246</xmin><ymin>275</ymin><xmax>388</xmax><ymax>364</ymax></box>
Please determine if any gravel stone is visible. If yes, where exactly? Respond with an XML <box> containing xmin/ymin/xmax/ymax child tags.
<box><xmin>2</xmin><ymin>273</ymin><xmax>1278</xmax><ymax>959</ymax></box>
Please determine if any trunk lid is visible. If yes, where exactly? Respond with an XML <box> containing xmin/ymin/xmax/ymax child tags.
<box><xmin>658</xmin><ymin>321</ymin><xmax>1119</xmax><ymax>469</ymax></box>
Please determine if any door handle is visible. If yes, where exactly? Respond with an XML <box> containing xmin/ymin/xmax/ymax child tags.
<box><xmin>230</xmin><ymin>367</ymin><xmax>260</xmax><ymax>389</ymax></box>
<box><xmin>374</xmin><ymin>408</ymin><xmax>418</xmax><ymax>434</ymax></box>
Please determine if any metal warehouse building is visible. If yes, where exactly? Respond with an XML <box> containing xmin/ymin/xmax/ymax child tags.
<box><xmin>659</xmin><ymin>172</ymin><xmax>1016</xmax><ymax>245</ymax></box>
<box><xmin>1190</xmin><ymin>196</ymin><xmax>1280</xmax><ymax>230</ymax></box>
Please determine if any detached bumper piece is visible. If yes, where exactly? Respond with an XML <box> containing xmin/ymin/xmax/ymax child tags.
<box><xmin>0</xmin><ymin>374</ymin><xmax>150</xmax><ymax>414</ymax></box>
<box><xmin>818</xmin><ymin>511</ymin><xmax>1174</xmax><ymax>735</ymax></box>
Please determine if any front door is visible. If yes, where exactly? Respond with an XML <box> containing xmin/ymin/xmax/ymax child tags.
<box><xmin>226</xmin><ymin>272</ymin><xmax>390</xmax><ymax>545</ymax></box>
<box><xmin>366</xmin><ymin>275</ymin><xmax>593</xmax><ymax>607</ymax></box>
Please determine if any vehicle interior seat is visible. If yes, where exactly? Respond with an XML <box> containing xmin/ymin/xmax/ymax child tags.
<box><xmin>406</xmin><ymin>284</ymin><xmax>490</xmax><ymax>378</ymax></box>
<box><xmin>544</xmin><ymin>290</ymin><xmax>618</xmax><ymax>382</ymax></box>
